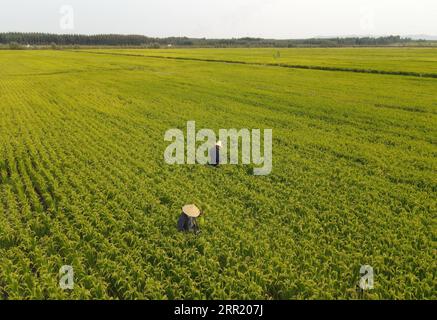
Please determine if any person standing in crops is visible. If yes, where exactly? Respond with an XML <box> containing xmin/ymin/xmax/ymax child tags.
<box><xmin>177</xmin><ymin>204</ymin><xmax>201</xmax><ymax>234</ymax></box>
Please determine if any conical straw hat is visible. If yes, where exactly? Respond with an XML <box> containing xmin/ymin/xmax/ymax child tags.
<box><xmin>182</xmin><ymin>204</ymin><xmax>201</xmax><ymax>217</ymax></box>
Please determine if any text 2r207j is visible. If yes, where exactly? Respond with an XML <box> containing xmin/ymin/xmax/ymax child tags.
<box><xmin>217</xmin><ymin>304</ymin><xmax>263</xmax><ymax>317</ymax></box>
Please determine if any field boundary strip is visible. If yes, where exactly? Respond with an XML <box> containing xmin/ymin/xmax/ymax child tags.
<box><xmin>69</xmin><ymin>50</ymin><xmax>437</xmax><ymax>79</ymax></box>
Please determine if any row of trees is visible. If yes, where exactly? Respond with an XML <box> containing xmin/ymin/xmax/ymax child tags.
<box><xmin>0</xmin><ymin>33</ymin><xmax>165</xmax><ymax>46</ymax></box>
<box><xmin>0</xmin><ymin>33</ymin><xmax>417</xmax><ymax>48</ymax></box>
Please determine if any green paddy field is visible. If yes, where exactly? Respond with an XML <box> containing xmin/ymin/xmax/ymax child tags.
<box><xmin>0</xmin><ymin>48</ymin><xmax>435</xmax><ymax>299</ymax></box>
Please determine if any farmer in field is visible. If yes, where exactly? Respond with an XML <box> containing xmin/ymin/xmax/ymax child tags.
<box><xmin>210</xmin><ymin>141</ymin><xmax>222</xmax><ymax>166</ymax></box>
<box><xmin>177</xmin><ymin>204</ymin><xmax>201</xmax><ymax>234</ymax></box>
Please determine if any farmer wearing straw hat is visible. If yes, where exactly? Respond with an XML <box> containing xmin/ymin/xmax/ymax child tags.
<box><xmin>177</xmin><ymin>204</ymin><xmax>202</xmax><ymax>234</ymax></box>
<box><xmin>210</xmin><ymin>140</ymin><xmax>222</xmax><ymax>167</ymax></box>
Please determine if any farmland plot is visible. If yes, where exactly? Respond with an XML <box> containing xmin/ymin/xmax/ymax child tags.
<box><xmin>89</xmin><ymin>47</ymin><xmax>437</xmax><ymax>76</ymax></box>
<box><xmin>0</xmin><ymin>49</ymin><xmax>435</xmax><ymax>299</ymax></box>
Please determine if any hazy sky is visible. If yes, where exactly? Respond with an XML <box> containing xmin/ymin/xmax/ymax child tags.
<box><xmin>1</xmin><ymin>0</ymin><xmax>436</xmax><ymax>38</ymax></box>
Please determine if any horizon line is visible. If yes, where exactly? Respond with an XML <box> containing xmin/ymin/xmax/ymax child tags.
<box><xmin>2</xmin><ymin>31</ymin><xmax>437</xmax><ymax>41</ymax></box>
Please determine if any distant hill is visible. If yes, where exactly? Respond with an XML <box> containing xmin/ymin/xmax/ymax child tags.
<box><xmin>407</xmin><ymin>35</ymin><xmax>437</xmax><ymax>41</ymax></box>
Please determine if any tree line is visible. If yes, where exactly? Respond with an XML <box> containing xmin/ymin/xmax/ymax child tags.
<box><xmin>0</xmin><ymin>33</ymin><xmax>420</xmax><ymax>48</ymax></box>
